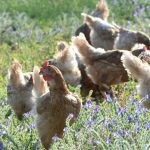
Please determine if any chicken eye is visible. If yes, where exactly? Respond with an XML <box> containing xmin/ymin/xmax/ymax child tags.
<box><xmin>45</xmin><ymin>67</ymin><xmax>49</xmax><ymax>71</ymax></box>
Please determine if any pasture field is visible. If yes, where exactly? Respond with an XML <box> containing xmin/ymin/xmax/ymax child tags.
<box><xmin>0</xmin><ymin>0</ymin><xmax>150</xmax><ymax>149</ymax></box>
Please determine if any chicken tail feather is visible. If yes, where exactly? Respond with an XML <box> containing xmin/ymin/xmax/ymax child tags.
<box><xmin>8</xmin><ymin>59</ymin><xmax>25</xmax><ymax>87</ymax></box>
<box><xmin>33</xmin><ymin>66</ymin><xmax>48</xmax><ymax>97</ymax></box>
<box><xmin>121</xmin><ymin>52</ymin><xmax>148</xmax><ymax>80</ymax></box>
<box><xmin>72</xmin><ymin>33</ymin><xmax>94</xmax><ymax>64</ymax></box>
<box><xmin>95</xmin><ymin>0</ymin><xmax>109</xmax><ymax>20</ymax></box>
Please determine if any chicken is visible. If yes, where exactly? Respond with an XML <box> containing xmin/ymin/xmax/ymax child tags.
<box><xmin>72</xmin><ymin>33</ymin><xmax>129</xmax><ymax>98</ymax></box>
<box><xmin>121</xmin><ymin>51</ymin><xmax>150</xmax><ymax>109</ymax></box>
<box><xmin>7</xmin><ymin>60</ymin><xmax>34</xmax><ymax>120</ymax></box>
<box><xmin>7</xmin><ymin>60</ymin><xmax>48</xmax><ymax>120</ymax></box>
<box><xmin>52</xmin><ymin>41</ymin><xmax>81</xmax><ymax>86</ymax></box>
<box><xmin>36</xmin><ymin>62</ymin><xmax>82</xmax><ymax>149</ymax></box>
<box><xmin>82</xmin><ymin>13</ymin><xmax>118</xmax><ymax>50</ymax></box>
<box><xmin>78</xmin><ymin>62</ymin><xmax>101</xmax><ymax>99</ymax></box>
<box><xmin>83</xmin><ymin>14</ymin><xmax>150</xmax><ymax>50</ymax></box>
<box><xmin>49</xmin><ymin>41</ymin><xmax>103</xmax><ymax>99</ymax></box>
<box><xmin>75</xmin><ymin>0</ymin><xmax>109</xmax><ymax>44</ymax></box>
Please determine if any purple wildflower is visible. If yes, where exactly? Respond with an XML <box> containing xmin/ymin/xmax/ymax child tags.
<box><xmin>133</xmin><ymin>12</ymin><xmax>138</xmax><ymax>17</ymax></box>
<box><xmin>93</xmin><ymin>105</ymin><xmax>100</xmax><ymax>113</ymax></box>
<box><xmin>0</xmin><ymin>130</ymin><xmax>6</xmax><ymax>136</ymax></box>
<box><xmin>117</xmin><ymin>107</ymin><xmax>127</xmax><ymax>115</ymax></box>
<box><xmin>134</xmin><ymin>123</ymin><xmax>140</xmax><ymax>133</ymax></box>
<box><xmin>127</xmin><ymin>115</ymin><xmax>135</xmax><ymax>123</ymax></box>
<box><xmin>100</xmin><ymin>125</ymin><xmax>104</xmax><ymax>132</ymax></box>
<box><xmin>135</xmin><ymin>110</ymin><xmax>140</xmax><ymax>117</ymax></box>
<box><xmin>56</xmin><ymin>27</ymin><xmax>63</xmax><ymax>32</ymax></box>
<box><xmin>111</xmin><ymin>118</ymin><xmax>118</xmax><ymax>126</ymax></box>
<box><xmin>113</xmin><ymin>132</ymin><xmax>120</xmax><ymax>138</ymax></box>
<box><xmin>125</xmin><ymin>131</ymin><xmax>131</xmax><ymax>137</ymax></box>
<box><xmin>108</xmin><ymin>123</ymin><xmax>113</xmax><ymax>131</ymax></box>
<box><xmin>117</xmin><ymin>130</ymin><xmax>125</xmax><ymax>135</ymax></box>
<box><xmin>88</xmin><ymin>116</ymin><xmax>94</xmax><ymax>127</ymax></box>
<box><xmin>136</xmin><ymin>101</ymin><xmax>147</xmax><ymax>112</ymax></box>
<box><xmin>29</xmin><ymin>123</ymin><xmax>36</xmax><ymax>129</ymax></box>
<box><xmin>6</xmin><ymin>119</ymin><xmax>10</xmax><ymax>126</ymax></box>
<box><xmin>144</xmin><ymin>95</ymin><xmax>149</xmax><ymax>100</ymax></box>
<box><xmin>83</xmin><ymin>98</ymin><xmax>92</xmax><ymax>108</ymax></box>
<box><xmin>25</xmin><ymin>111</ymin><xmax>31</xmax><ymax>117</ymax></box>
<box><xmin>63</xmin><ymin>127</ymin><xmax>68</xmax><ymax>132</ymax></box>
<box><xmin>106</xmin><ymin>136</ymin><xmax>111</xmax><ymax>145</ymax></box>
<box><xmin>82</xmin><ymin>121</ymin><xmax>85</xmax><ymax>125</ymax></box>
<box><xmin>131</xmin><ymin>91</ymin><xmax>137</xmax><ymax>95</ymax></box>
<box><xmin>131</xmin><ymin>0</ymin><xmax>135</xmax><ymax>4</ymax></box>
<box><xmin>113</xmin><ymin>97</ymin><xmax>118</xmax><ymax>102</ymax></box>
<box><xmin>106</xmin><ymin>94</ymin><xmax>112</xmax><ymax>102</ymax></box>
<box><xmin>129</xmin><ymin>96</ymin><xmax>136</xmax><ymax>104</ymax></box>
<box><xmin>37</xmin><ymin>30</ymin><xmax>43</xmax><ymax>43</ymax></box>
<box><xmin>93</xmin><ymin>139</ymin><xmax>99</xmax><ymax>145</ymax></box>
<box><xmin>145</xmin><ymin>123</ymin><xmax>150</xmax><ymax>129</ymax></box>
<box><xmin>104</xmin><ymin>117</ymin><xmax>109</xmax><ymax>126</ymax></box>
<box><xmin>106</xmin><ymin>109</ymin><xmax>110</xmax><ymax>114</ymax></box>
<box><xmin>68</xmin><ymin>113</ymin><xmax>74</xmax><ymax>120</ymax></box>
<box><xmin>127</xmin><ymin>21</ymin><xmax>131</xmax><ymax>27</ymax></box>
<box><xmin>0</xmin><ymin>141</ymin><xmax>4</xmax><ymax>149</ymax></box>
<box><xmin>52</xmin><ymin>135</ymin><xmax>59</xmax><ymax>142</ymax></box>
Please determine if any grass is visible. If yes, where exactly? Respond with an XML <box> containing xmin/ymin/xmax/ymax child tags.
<box><xmin>0</xmin><ymin>0</ymin><xmax>150</xmax><ymax>149</ymax></box>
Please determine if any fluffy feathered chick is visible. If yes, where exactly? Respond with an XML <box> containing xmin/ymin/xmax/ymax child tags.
<box><xmin>7</xmin><ymin>60</ymin><xmax>34</xmax><ymax>120</ymax></box>
<box><xmin>75</xmin><ymin>0</ymin><xmax>109</xmax><ymax>44</ymax></box>
<box><xmin>72</xmin><ymin>33</ymin><xmax>128</xmax><ymax>97</ymax></box>
<box><xmin>52</xmin><ymin>41</ymin><xmax>81</xmax><ymax>86</ymax></box>
<box><xmin>36</xmin><ymin>62</ymin><xmax>82</xmax><ymax>149</ymax></box>
<box><xmin>122</xmin><ymin>52</ymin><xmax>150</xmax><ymax>109</ymax></box>
<box><xmin>84</xmin><ymin>14</ymin><xmax>150</xmax><ymax>50</ymax></box>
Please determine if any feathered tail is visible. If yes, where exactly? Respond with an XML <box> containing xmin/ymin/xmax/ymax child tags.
<box><xmin>92</xmin><ymin>0</ymin><xmax>109</xmax><ymax>20</ymax></box>
<box><xmin>33</xmin><ymin>66</ymin><xmax>49</xmax><ymax>97</ymax></box>
<box><xmin>72</xmin><ymin>33</ymin><xmax>105</xmax><ymax>65</ymax></box>
<box><xmin>7</xmin><ymin>60</ymin><xmax>25</xmax><ymax>87</ymax></box>
<box><xmin>72</xmin><ymin>33</ymin><xmax>95</xmax><ymax>65</ymax></box>
<box><xmin>121</xmin><ymin>52</ymin><xmax>149</xmax><ymax>80</ymax></box>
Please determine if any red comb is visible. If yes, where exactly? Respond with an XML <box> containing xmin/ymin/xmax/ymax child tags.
<box><xmin>43</xmin><ymin>60</ymin><xmax>49</xmax><ymax>67</ymax></box>
<box><xmin>40</xmin><ymin>60</ymin><xmax>49</xmax><ymax>71</ymax></box>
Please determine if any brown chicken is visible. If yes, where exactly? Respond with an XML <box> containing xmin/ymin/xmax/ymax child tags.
<box><xmin>36</xmin><ymin>62</ymin><xmax>82</xmax><ymax>149</ymax></box>
<box><xmin>7</xmin><ymin>60</ymin><xmax>34</xmax><ymax>120</ymax></box>
<box><xmin>52</xmin><ymin>41</ymin><xmax>81</xmax><ymax>86</ymax></box>
<box><xmin>122</xmin><ymin>51</ymin><xmax>150</xmax><ymax>109</ymax></box>
<box><xmin>75</xmin><ymin>0</ymin><xmax>109</xmax><ymax>44</ymax></box>
<box><xmin>7</xmin><ymin>60</ymin><xmax>48</xmax><ymax>120</ymax></box>
<box><xmin>49</xmin><ymin>41</ymin><xmax>102</xmax><ymax>99</ymax></box>
<box><xmin>72</xmin><ymin>33</ymin><xmax>130</xmax><ymax>97</ymax></box>
<box><xmin>73</xmin><ymin>33</ymin><xmax>150</xmax><ymax>98</ymax></box>
<box><xmin>83</xmin><ymin>13</ymin><xmax>150</xmax><ymax>50</ymax></box>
